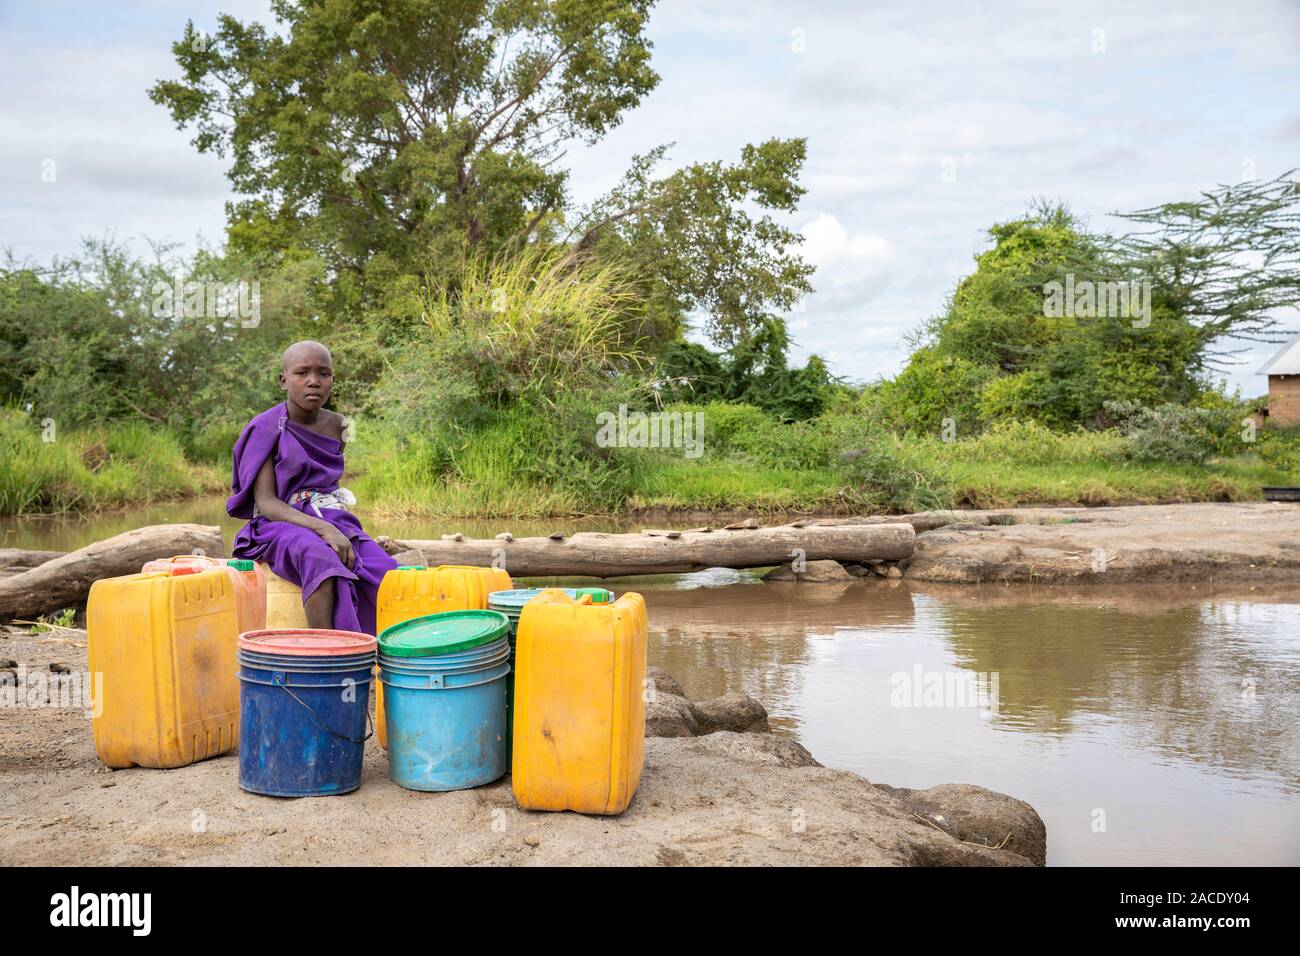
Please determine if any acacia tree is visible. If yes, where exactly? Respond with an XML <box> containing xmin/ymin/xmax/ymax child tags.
<box><xmin>1116</xmin><ymin>170</ymin><xmax>1300</xmax><ymax>370</ymax></box>
<box><xmin>150</xmin><ymin>0</ymin><xmax>814</xmax><ymax>348</ymax></box>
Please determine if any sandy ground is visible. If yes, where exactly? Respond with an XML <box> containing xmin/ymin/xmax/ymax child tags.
<box><xmin>0</xmin><ymin>621</ymin><xmax>1042</xmax><ymax>866</ymax></box>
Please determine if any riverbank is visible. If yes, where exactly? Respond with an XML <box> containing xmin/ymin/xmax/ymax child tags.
<box><xmin>0</xmin><ymin>623</ymin><xmax>1044</xmax><ymax>866</ymax></box>
<box><xmin>902</xmin><ymin>501</ymin><xmax>1300</xmax><ymax>584</ymax></box>
<box><xmin>7</xmin><ymin>402</ymin><xmax>1299</xmax><ymax>520</ymax></box>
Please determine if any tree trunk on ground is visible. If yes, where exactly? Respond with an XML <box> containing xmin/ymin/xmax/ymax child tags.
<box><xmin>0</xmin><ymin>524</ymin><xmax>224</xmax><ymax>621</ymax></box>
<box><xmin>378</xmin><ymin>523</ymin><xmax>914</xmax><ymax>578</ymax></box>
<box><xmin>0</xmin><ymin>548</ymin><xmax>66</xmax><ymax>570</ymax></box>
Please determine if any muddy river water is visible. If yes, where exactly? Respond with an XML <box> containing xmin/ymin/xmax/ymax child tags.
<box><xmin>5</xmin><ymin>499</ymin><xmax>1298</xmax><ymax>866</ymax></box>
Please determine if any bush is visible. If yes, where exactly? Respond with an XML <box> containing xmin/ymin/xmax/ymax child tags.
<box><xmin>936</xmin><ymin>419</ymin><xmax>1131</xmax><ymax>466</ymax></box>
<box><xmin>876</xmin><ymin>347</ymin><xmax>995</xmax><ymax>435</ymax></box>
<box><xmin>1104</xmin><ymin>401</ymin><xmax>1240</xmax><ymax>465</ymax></box>
<box><xmin>0</xmin><ymin>407</ymin><xmax>221</xmax><ymax>514</ymax></box>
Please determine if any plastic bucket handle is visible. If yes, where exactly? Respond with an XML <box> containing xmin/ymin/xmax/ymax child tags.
<box><xmin>269</xmin><ymin>670</ymin><xmax>373</xmax><ymax>745</ymax></box>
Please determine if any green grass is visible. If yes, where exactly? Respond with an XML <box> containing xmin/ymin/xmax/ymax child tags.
<box><xmin>0</xmin><ymin>408</ymin><xmax>226</xmax><ymax>515</ymax></box>
<box><xmin>628</xmin><ymin>457</ymin><xmax>847</xmax><ymax>512</ymax></box>
<box><xmin>335</xmin><ymin>407</ymin><xmax>1300</xmax><ymax>518</ymax></box>
<box><xmin>5</xmin><ymin>401</ymin><xmax>1297</xmax><ymax>518</ymax></box>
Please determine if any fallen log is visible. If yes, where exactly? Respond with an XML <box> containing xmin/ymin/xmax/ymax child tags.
<box><xmin>0</xmin><ymin>548</ymin><xmax>66</xmax><ymax>570</ymax></box>
<box><xmin>0</xmin><ymin>524</ymin><xmax>225</xmax><ymax>621</ymax></box>
<box><xmin>378</xmin><ymin>523</ymin><xmax>914</xmax><ymax>578</ymax></box>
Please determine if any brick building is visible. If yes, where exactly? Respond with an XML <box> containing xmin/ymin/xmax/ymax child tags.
<box><xmin>1259</xmin><ymin>333</ymin><xmax>1300</xmax><ymax>426</ymax></box>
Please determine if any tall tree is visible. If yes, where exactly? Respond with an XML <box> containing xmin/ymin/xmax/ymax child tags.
<box><xmin>150</xmin><ymin>0</ymin><xmax>660</xmax><ymax>287</ymax></box>
<box><xmin>150</xmin><ymin>1</ymin><xmax>814</xmax><ymax>348</ymax></box>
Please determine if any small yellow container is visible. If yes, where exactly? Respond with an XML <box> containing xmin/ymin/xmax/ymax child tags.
<box><xmin>511</xmin><ymin>589</ymin><xmax>648</xmax><ymax>814</ymax></box>
<box><xmin>374</xmin><ymin>564</ymin><xmax>513</xmax><ymax>749</ymax></box>
<box><xmin>261</xmin><ymin>564</ymin><xmax>309</xmax><ymax>630</ymax></box>
<box><xmin>87</xmin><ymin>567</ymin><xmax>241</xmax><ymax>769</ymax></box>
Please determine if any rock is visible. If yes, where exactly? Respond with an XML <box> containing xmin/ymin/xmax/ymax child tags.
<box><xmin>647</xmin><ymin>666</ymin><xmax>686</xmax><ymax>699</ymax></box>
<box><xmin>763</xmin><ymin>559</ymin><xmax>854</xmax><ymax>583</ymax></box>
<box><xmin>635</xmin><ymin>733</ymin><xmax>1038</xmax><ymax>866</ymax></box>
<box><xmin>692</xmin><ymin>692</ymin><xmax>771</xmax><ymax>734</ymax></box>
<box><xmin>685</xmin><ymin>729</ymin><xmax>819</xmax><ymax>768</ymax></box>
<box><xmin>873</xmin><ymin>782</ymin><xmax>1047</xmax><ymax>866</ymax></box>
<box><xmin>390</xmin><ymin>549</ymin><xmax>427</xmax><ymax>567</ymax></box>
<box><xmin>842</xmin><ymin>563</ymin><xmax>872</xmax><ymax>577</ymax></box>
<box><xmin>645</xmin><ymin>692</ymin><xmax>700</xmax><ymax>737</ymax></box>
<box><xmin>49</xmin><ymin>662</ymin><xmax>70</xmax><ymax>673</ymax></box>
<box><xmin>886</xmin><ymin>565</ymin><xmax>903</xmax><ymax>579</ymax></box>
<box><xmin>495</xmin><ymin>532</ymin><xmax>514</xmax><ymax>542</ymax></box>
<box><xmin>645</xmin><ymin>678</ymin><xmax>771</xmax><ymax>739</ymax></box>
<box><xmin>524</xmin><ymin>834</ymin><xmax>540</xmax><ymax>847</ymax></box>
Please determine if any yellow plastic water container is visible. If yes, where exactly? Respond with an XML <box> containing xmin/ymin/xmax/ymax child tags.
<box><xmin>511</xmin><ymin>589</ymin><xmax>648</xmax><ymax>814</ymax></box>
<box><xmin>87</xmin><ymin>566</ymin><xmax>241</xmax><ymax>769</ymax></box>
<box><xmin>261</xmin><ymin>564</ymin><xmax>309</xmax><ymax>629</ymax></box>
<box><xmin>141</xmin><ymin>555</ymin><xmax>267</xmax><ymax>636</ymax></box>
<box><xmin>374</xmin><ymin>564</ymin><xmax>513</xmax><ymax>749</ymax></box>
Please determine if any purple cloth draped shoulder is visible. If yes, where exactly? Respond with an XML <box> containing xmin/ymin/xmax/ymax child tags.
<box><xmin>226</xmin><ymin>402</ymin><xmax>396</xmax><ymax>635</ymax></box>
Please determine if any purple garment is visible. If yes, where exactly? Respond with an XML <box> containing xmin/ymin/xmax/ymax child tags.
<box><xmin>226</xmin><ymin>402</ymin><xmax>396</xmax><ymax>635</ymax></box>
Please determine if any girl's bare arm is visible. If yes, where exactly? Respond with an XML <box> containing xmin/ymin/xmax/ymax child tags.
<box><xmin>250</xmin><ymin>456</ymin><xmax>355</xmax><ymax>567</ymax></box>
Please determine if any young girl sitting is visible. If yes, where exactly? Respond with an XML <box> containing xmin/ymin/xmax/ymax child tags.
<box><xmin>226</xmin><ymin>340</ymin><xmax>397</xmax><ymax>634</ymax></box>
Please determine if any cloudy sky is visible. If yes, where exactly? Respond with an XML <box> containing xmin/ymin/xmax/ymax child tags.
<box><xmin>3</xmin><ymin>0</ymin><xmax>1299</xmax><ymax>395</ymax></box>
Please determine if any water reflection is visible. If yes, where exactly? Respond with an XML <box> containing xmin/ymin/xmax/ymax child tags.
<box><xmin>924</xmin><ymin>586</ymin><xmax>1300</xmax><ymax>789</ymax></box>
<box><xmin>637</xmin><ymin>576</ymin><xmax>1300</xmax><ymax>866</ymax></box>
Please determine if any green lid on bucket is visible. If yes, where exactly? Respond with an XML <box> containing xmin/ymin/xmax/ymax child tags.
<box><xmin>228</xmin><ymin>559</ymin><xmax>255</xmax><ymax>572</ymax></box>
<box><xmin>396</xmin><ymin>565</ymin><xmax>427</xmax><ymax>570</ymax></box>
<box><xmin>576</xmin><ymin>587</ymin><xmax>612</xmax><ymax>604</ymax></box>
<box><xmin>379</xmin><ymin>609</ymin><xmax>509</xmax><ymax>657</ymax></box>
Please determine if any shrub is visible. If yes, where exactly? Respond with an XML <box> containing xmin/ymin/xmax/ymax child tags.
<box><xmin>1104</xmin><ymin>401</ymin><xmax>1240</xmax><ymax>465</ymax></box>
<box><xmin>877</xmin><ymin>347</ymin><xmax>995</xmax><ymax>436</ymax></box>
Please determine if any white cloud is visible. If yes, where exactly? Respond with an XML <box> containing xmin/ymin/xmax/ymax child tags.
<box><xmin>2</xmin><ymin>0</ymin><xmax>1298</xmax><ymax>398</ymax></box>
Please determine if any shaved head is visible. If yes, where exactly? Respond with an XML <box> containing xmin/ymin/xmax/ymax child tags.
<box><xmin>281</xmin><ymin>340</ymin><xmax>332</xmax><ymax>372</ymax></box>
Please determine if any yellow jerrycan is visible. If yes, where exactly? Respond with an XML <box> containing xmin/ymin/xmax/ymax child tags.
<box><xmin>87</xmin><ymin>566</ymin><xmax>241</xmax><ymax>769</ymax></box>
<box><xmin>511</xmin><ymin>589</ymin><xmax>648</xmax><ymax>814</ymax></box>
<box><xmin>374</xmin><ymin>564</ymin><xmax>513</xmax><ymax>749</ymax></box>
<box><xmin>260</xmin><ymin>564</ymin><xmax>309</xmax><ymax>629</ymax></box>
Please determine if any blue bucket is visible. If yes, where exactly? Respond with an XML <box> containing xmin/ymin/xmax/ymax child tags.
<box><xmin>236</xmin><ymin>629</ymin><xmax>377</xmax><ymax>798</ymax></box>
<box><xmin>379</xmin><ymin>611</ymin><xmax>511</xmax><ymax>792</ymax></box>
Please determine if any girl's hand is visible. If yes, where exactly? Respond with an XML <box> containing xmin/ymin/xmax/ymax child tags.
<box><xmin>318</xmin><ymin>526</ymin><xmax>355</xmax><ymax>569</ymax></box>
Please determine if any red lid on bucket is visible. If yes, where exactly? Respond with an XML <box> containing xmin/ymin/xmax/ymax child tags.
<box><xmin>239</xmin><ymin>628</ymin><xmax>377</xmax><ymax>656</ymax></box>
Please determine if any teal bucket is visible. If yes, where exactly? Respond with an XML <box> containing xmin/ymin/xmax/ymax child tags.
<box><xmin>378</xmin><ymin>611</ymin><xmax>511</xmax><ymax>792</ymax></box>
